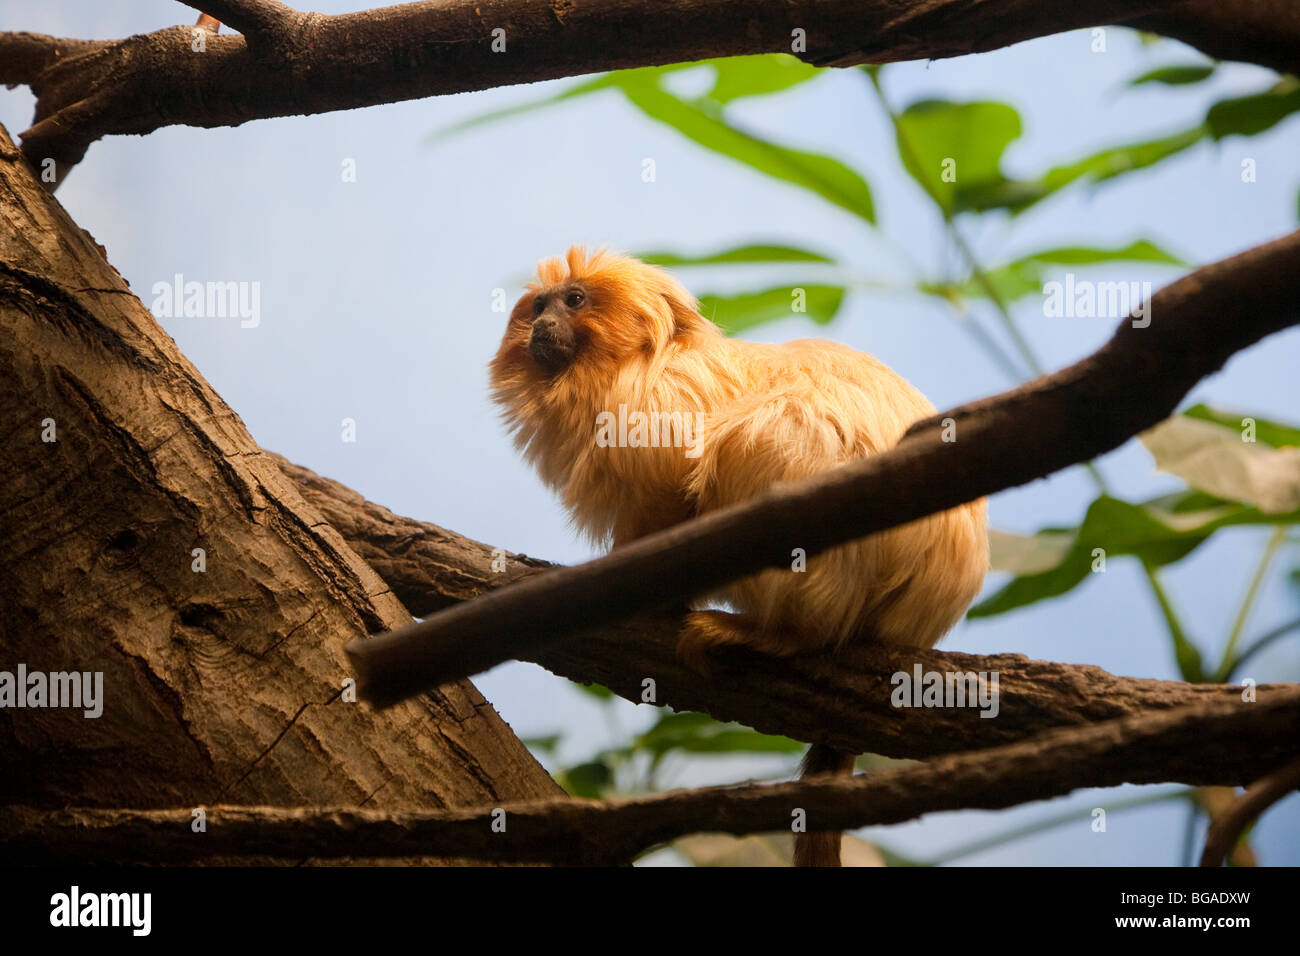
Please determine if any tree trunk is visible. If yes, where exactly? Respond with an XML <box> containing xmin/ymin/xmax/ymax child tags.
<box><xmin>0</xmin><ymin>123</ymin><xmax>560</xmax><ymax>860</ymax></box>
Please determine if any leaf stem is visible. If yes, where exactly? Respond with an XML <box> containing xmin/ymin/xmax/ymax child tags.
<box><xmin>1228</xmin><ymin>616</ymin><xmax>1300</xmax><ymax>680</ymax></box>
<box><xmin>1216</xmin><ymin>526</ymin><xmax>1288</xmax><ymax>680</ymax></box>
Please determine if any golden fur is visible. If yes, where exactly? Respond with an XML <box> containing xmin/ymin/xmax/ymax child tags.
<box><xmin>490</xmin><ymin>246</ymin><xmax>989</xmax><ymax>662</ymax></box>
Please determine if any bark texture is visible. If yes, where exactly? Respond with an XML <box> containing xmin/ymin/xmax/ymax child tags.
<box><xmin>0</xmin><ymin>125</ymin><xmax>560</xmax><ymax>861</ymax></box>
<box><xmin>4</xmin><ymin>0</ymin><xmax>1298</xmax><ymax>172</ymax></box>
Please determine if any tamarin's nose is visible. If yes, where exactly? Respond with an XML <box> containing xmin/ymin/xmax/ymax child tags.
<box><xmin>528</xmin><ymin>314</ymin><xmax>575</xmax><ymax>372</ymax></box>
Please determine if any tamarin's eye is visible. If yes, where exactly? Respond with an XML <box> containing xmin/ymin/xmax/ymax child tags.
<box><xmin>565</xmin><ymin>290</ymin><xmax>585</xmax><ymax>309</ymax></box>
<box><xmin>531</xmin><ymin>296</ymin><xmax>547</xmax><ymax>317</ymax></box>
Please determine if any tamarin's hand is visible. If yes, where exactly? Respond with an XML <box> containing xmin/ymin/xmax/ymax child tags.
<box><xmin>490</xmin><ymin>247</ymin><xmax>989</xmax><ymax>866</ymax></box>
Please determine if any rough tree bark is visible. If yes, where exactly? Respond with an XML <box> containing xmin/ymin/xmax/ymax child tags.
<box><xmin>3</xmin><ymin>0</ymin><xmax>1298</xmax><ymax>173</ymax></box>
<box><xmin>0</xmin><ymin>123</ymin><xmax>560</xmax><ymax>861</ymax></box>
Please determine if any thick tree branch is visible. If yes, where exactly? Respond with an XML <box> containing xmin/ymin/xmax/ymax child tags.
<box><xmin>280</xmin><ymin>455</ymin><xmax>1287</xmax><ymax>759</ymax></box>
<box><xmin>1127</xmin><ymin>1</ymin><xmax>1300</xmax><ymax>79</ymax></box>
<box><xmin>345</xmin><ymin>230</ymin><xmax>1300</xmax><ymax>708</ymax></box>
<box><xmin>5</xmin><ymin>689</ymin><xmax>1296</xmax><ymax>864</ymax></box>
<box><xmin>8</xmin><ymin>0</ymin><xmax>1296</xmax><ymax>173</ymax></box>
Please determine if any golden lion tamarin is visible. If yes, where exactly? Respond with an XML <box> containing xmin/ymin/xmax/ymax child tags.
<box><xmin>490</xmin><ymin>247</ymin><xmax>988</xmax><ymax>867</ymax></box>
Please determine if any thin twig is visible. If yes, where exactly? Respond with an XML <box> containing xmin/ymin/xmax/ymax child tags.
<box><xmin>176</xmin><ymin>1</ymin><xmax>295</xmax><ymax>45</ymax></box>
<box><xmin>1199</xmin><ymin>755</ymin><xmax>1300</xmax><ymax>866</ymax></box>
<box><xmin>1229</xmin><ymin>617</ymin><xmax>1300</xmax><ymax>680</ymax></box>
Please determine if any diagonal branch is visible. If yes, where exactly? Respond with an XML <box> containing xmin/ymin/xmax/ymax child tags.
<box><xmin>5</xmin><ymin>689</ymin><xmax>1297</xmax><ymax>865</ymax></box>
<box><xmin>1198</xmin><ymin>755</ymin><xmax>1300</xmax><ymax>867</ymax></box>
<box><xmin>345</xmin><ymin>230</ymin><xmax>1300</xmax><ymax>708</ymax></box>
<box><xmin>280</xmin><ymin>454</ymin><xmax>1286</xmax><ymax>759</ymax></box>
<box><xmin>178</xmin><ymin>2</ymin><xmax>296</xmax><ymax>37</ymax></box>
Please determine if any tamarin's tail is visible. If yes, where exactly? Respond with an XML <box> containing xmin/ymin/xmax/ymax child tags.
<box><xmin>793</xmin><ymin>744</ymin><xmax>857</xmax><ymax>867</ymax></box>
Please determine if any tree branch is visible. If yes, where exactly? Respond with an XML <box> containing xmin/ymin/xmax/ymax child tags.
<box><xmin>0</xmin><ymin>33</ymin><xmax>99</xmax><ymax>85</ymax></box>
<box><xmin>176</xmin><ymin>1</ymin><xmax>299</xmax><ymax>52</ymax></box>
<box><xmin>279</xmin><ymin>454</ymin><xmax>1287</xmax><ymax>759</ymax></box>
<box><xmin>8</xmin><ymin>0</ymin><xmax>1296</xmax><ymax>172</ymax></box>
<box><xmin>1198</xmin><ymin>755</ymin><xmax>1300</xmax><ymax>867</ymax></box>
<box><xmin>1127</xmin><ymin>0</ymin><xmax>1300</xmax><ymax>79</ymax></box>
<box><xmin>344</xmin><ymin>230</ymin><xmax>1300</xmax><ymax>709</ymax></box>
<box><xmin>5</xmin><ymin>689</ymin><xmax>1296</xmax><ymax>864</ymax></box>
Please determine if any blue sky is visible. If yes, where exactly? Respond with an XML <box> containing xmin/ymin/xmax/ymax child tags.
<box><xmin>3</xmin><ymin>1</ymin><xmax>1297</xmax><ymax>865</ymax></box>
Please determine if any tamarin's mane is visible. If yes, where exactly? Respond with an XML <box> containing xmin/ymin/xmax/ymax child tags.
<box><xmin>489</xmin><ymin>247</ymin><xmax>738</xmax><ymax>542</ymax></box>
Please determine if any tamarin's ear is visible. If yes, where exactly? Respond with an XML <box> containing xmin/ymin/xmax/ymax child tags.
<box><xmin>666</xmin><ymin>289</ymin><xmax>706</xmax><ymax>337</ymax></box>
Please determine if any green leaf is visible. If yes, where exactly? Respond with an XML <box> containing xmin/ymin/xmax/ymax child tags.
<box><xmin>426</xmin><ymin>75</ymin><xmax>618</xmax><ymax>143</ymax></box>
<box><xmin>1037</xmin><ymin>126</ymin><xmax>1208</xmax><ymax>194</ymax></box>
<box><xmin>636</xmin><ymin>243</ymin><xmax>836</xmax><ymax>267</ymax></box>
<box><xmin>1206</xmin><ymin>82</ymin><xmax>1300</xmax><ymax>139</ymax></box>
<box><xmin>988</xmin><ymin>528</ymin><xmax>1074</xmax><ymax>576</ymax></box>
<box><xmin>520</xmin><ymin>734</ymin><xmax>562</xmax><ymax>754</ymax></box>
<box><xmin>972</xmin><ymin>492</ymin><xmax>1300</xmax><ymax>618</ymax></box>
<box><xmin>962</xmin><ymin>126</ymin><xmax>1207</xmax><ymax>215</ymax></box>
<box><xmin>697</xmin><ymin>284</ymin><xmax>846</xmax><ymax>333</ymax></box>
<box><xmin>635</xmin><ymin>711</ymin><xmax>802</xmax><ymax>768</ymax></box>
<box><xmin>617</xmin><ymin>77</ymin><xmax>875</xmax><ymax>222</ymax></box>
<box><xmin>637</xmin><ymin>711</ymin><xmax>716</xmax><ymax>750</ymax></box>
<box><xmin>559</xmin><ymin>760</ymin><xmax>613</xmax><ymax>798</ymax></box>
<box><xmin>668</xmin><ymin>729</ymin><xmax>805</xmax><ymax>756</ymax></box>
<box><xmin>1012</xmin><ymin>239</ymin><xmax>1185</xmax><ymax>267</ymax></box>
<box><xmin>893</xmin><ymin>99</ymin><xmax>1023</xmax><ymax>216</ymax></box>
<box><xmin>1183</xmin><ymin>404</ymin><xmax>1300</xmax><ymax>450</ymax></box>
<box><xmin>425</xmin><ymin>63</ymin><xmax>704</xmax><ymax>143</ymax></box>
<box><xmin>920</xmin><ymin>239</ymin><xmax>1184</xmax><ymax>305</ymax></box>
<box><xmin>1128</xmin><ymin>64</ymin><xmax>1216</xmax><ymax>87</ymax></box>
<box><xmin>571</xmin><ymin>680</ymin><xmax>615</xmax><ymax>700</ymax></box>
<box><xmin>1140</xmin><ymin>415</ymin><xmax>1300</xmax><ymax>514</ymax></box>
<box><xmin>429</xmin><ymin>55</ymin><xmax>821</xmax><ymax>145</ymax></box>
<box><xmin>705</xmin><ymin>55</ymin><xmax>821</xmax><ymax>105</ymax></box>
<box><xmin>970</xmin><ymin>81</ymin><xmax>1295</xmax><ymax>214</ymax></box>
<box><xmin>919</xmin><ymin>262</ymin><xmax>1043</xmax><ymax>304</ymax></box>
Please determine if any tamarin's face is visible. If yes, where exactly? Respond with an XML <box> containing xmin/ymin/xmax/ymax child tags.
<box><xmin>492</xmin><ymin>247</ymin><xmax>709</xmax><ymax>387</ymax></box>
<box><xmin>510</xmin><ymin>281</ymin><xmax>589</xmax><ymax>375</ymax></box>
